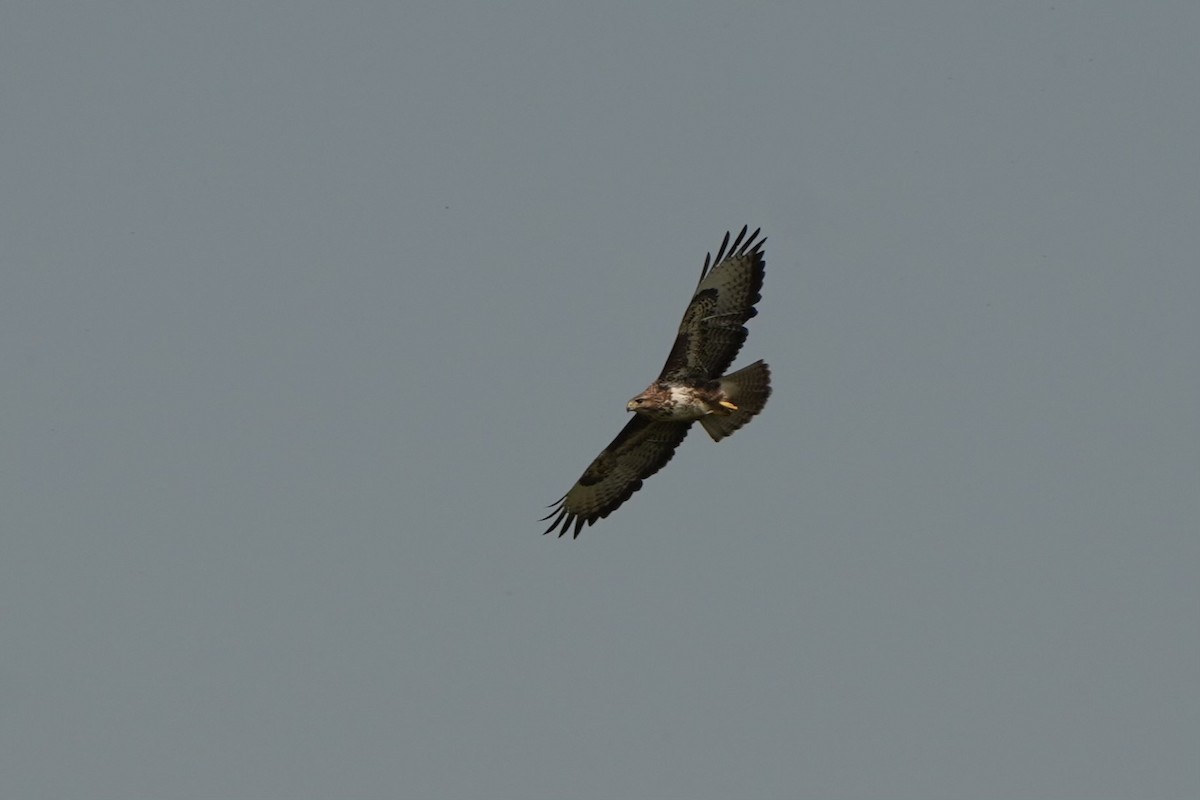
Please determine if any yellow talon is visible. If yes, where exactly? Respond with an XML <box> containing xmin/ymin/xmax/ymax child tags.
<box><xmin>718</xmin><ymin>400</ymin><xmax>739</xmax><ymax>411</ymax></box>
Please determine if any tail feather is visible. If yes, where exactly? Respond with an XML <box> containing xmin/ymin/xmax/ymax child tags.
<box><xmin>700</xmin><ymin>360</ymin><xmax>771</xmax><ymax>442</ymax></box>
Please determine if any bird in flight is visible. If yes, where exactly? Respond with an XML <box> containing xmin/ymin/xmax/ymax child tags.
<box><xmin>543</xmin><ymin>226</ymin><xmax>772</xmax><ymax>538</ymax></box>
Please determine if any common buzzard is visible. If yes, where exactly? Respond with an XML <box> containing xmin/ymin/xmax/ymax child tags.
<box><xmin>543</xmin><ymin>226</ymin><xmax>772</xmax><ymax>537</ymax></box>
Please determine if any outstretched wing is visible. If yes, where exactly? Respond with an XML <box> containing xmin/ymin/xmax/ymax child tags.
<box><xmin>542</xmin><ymin>416</ymin><xmax>692</xmax><ymax>538</ymax></box>
<box><xmin>659</xmin><ymin>225</ymin><xmax>766</xmax><ymax>381</ymax></box>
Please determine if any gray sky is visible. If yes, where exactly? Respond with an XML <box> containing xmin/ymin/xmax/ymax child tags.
<box><xmin>4</xmin><ymin>2</ymin><xmax>1197</xmax><ymax>798</ymax></box>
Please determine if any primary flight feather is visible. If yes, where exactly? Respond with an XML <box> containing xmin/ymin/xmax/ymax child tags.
<box><xmin>542</xmin><ymin>226</ymin><xmax>772</xmax><ymax>538</ymax></box>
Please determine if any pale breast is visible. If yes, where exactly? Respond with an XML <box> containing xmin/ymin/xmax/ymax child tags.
<box><xmin>661</xmin><ymin>386</ymin><xmax>711</xmax><ymax>421</ymax></box>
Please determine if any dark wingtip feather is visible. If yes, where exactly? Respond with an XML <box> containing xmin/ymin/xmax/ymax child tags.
<box><xmin>540</xmin><ymin>496</ymin><xmax>593</xmax><ymax>538</ymax></box>
<box><xmin>701</xmin><ymin>225</ymin><xmax>764</xmax><ymax>281</ymax></box>
<box><xmin>728</xmin><ymin>224</ymin><xmax>749</xmax><ymax>256</ymax></box>
<box><xmin>540</xmin><ymin>497</ymin><xmax>569</xmax><ymax>535</ymax></box>
<box><xmin>713</xmin><ymin>229</ymin><xmax>732</xmax><ymax>265</ymax></box>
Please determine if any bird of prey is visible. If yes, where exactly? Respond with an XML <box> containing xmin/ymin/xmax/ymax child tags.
<box><xmin>543</xmin><ymin>226</ymin><xmax>771</xmax><ymax>538</ymax></box>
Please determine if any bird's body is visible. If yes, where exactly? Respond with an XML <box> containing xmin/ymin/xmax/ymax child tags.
<box><xmin>627</xmin><ymin>382</ymin><xmax>726</xmax><ymax>422</ymax></box>
<box><xmin>542</xmin><ymin>226</ymin><xmax>773</xmax><ymax>538</ymax></box>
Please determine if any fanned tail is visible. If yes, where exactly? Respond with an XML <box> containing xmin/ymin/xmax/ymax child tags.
<box><xmin>700</xmin><ymin>360</ymin><xmax>771</xmax><ymax>442</ymax></box>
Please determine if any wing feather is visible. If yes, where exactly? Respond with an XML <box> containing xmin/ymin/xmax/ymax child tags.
<box><xmin>659</xmin><ymin>225</ymin><xmax>766</xmax><ymax>381</ymax></box>
<box><xmin>542</xmin><ymin>416</ymin><xmax>692</xmax><ymax>538</ymax></box>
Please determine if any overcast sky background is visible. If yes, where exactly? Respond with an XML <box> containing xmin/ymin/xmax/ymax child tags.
<box><xmin>3</xmin><ymin>2</ymin><xmax>1197</xmax><ymax>798</ymax></box>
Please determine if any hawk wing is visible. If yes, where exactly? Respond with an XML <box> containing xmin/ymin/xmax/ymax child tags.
<box><xmin>542</xmin><ymin>416</ymin><xmax>692</xmax><ymax>538</ymax></box>
<box><xmin>659</xmin><ymin>225</ymin><xmax>766</xmax><ymax>381</ymax></box>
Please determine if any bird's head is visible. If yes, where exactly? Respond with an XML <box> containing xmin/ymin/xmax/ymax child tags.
<box><xmin>627</xmin><ymin>384</ymin><xmax>667</xmax><ymax>414</ymax></box>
